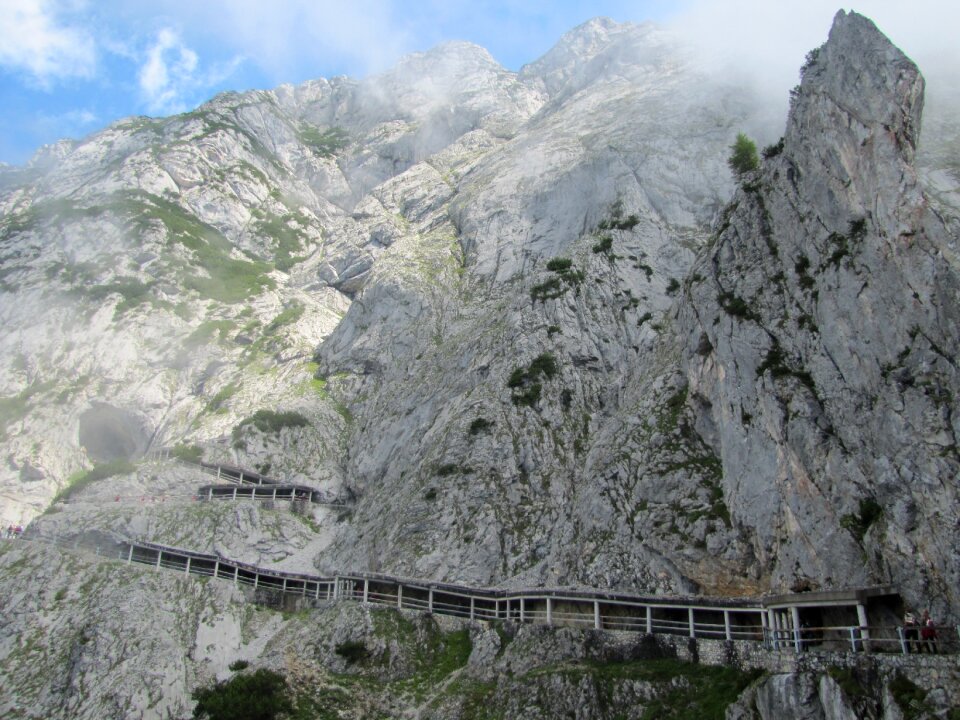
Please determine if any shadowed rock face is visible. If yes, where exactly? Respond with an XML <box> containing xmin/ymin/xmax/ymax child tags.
<box><xmin>78</xmin><ymin>404</ymin><xmax>151</xmax><ymax>463</ymax></box>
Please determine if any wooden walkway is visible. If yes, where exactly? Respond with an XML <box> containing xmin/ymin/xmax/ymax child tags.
<box><xmin>124</xmin><ymin>539</ymin><xmax>764</xmax><ymax>639</ymax></box>
<box><xmin>132</xmin><ymin>454</ymin><xmax>958</xmax><ymax>656</ymax></box>
<box><xmin>146</xmin><ymin>449</ymin><xmax>347</xmax><ymax>506</ymax></box>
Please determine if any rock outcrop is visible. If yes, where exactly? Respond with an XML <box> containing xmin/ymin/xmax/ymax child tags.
<box><xmin>680</xmin><ymin>10</ymin><xmax>960</xmax><ymax>617</ymax></box>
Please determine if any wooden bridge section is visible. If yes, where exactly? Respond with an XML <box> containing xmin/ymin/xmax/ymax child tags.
<box><xmin>125</xmin><ymin>539</ymin><xmax>765</xmax><ymax>639</ymax></box>
<box><xmin>146</xmin><ymin>450</ymin><xmax>347</xmax><ymax>506</ymax></box>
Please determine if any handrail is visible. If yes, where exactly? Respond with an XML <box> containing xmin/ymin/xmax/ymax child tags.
<box><xmin>9</xmin><ymin>535</ymin><xmax>956</xmax><ymax>657</ymax></box>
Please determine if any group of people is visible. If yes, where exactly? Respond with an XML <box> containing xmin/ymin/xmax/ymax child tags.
<box><xmin>904</xmin><ymin>609</ymin><xmax>938</xmax><ymax>653</ymax></box>
<box><xmin>3</xmin><ymin>524</ymin><xmax>24</xmax><ymax>539</ymax></box>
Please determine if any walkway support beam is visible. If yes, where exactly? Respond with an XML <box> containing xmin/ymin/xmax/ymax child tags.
<box><xmin>791</xmin><ymin>607</ymin><xmax>801</xmax><ymax>653</ymax></box>
<box><xmin>857</xmin><ymin>604</ymin><xmax>871</xmax><ymax>653</ymax></box>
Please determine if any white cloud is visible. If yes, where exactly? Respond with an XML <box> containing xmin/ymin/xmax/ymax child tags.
<box><xmin>145</xmin><ymin>0</ymin><xmax>416</xmax><ymax>82</ymax></box>
<box><xmin>0</xmin><ymin>0</ymin><xmax>96</xmax><ymax>86</ymax></box>
<box><xmin>138</xmin><ymin>27</ymin><xmax>242</xmax><ymax>115</ymax></box>
<box><xmin>667</xmin><ymin>0</ymin><xmax>960</xmax><ymax>104</ymax></box>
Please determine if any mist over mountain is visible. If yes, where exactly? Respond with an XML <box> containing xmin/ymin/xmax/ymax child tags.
<box><xmin>1</xmin><ymin>11</ymin><xmax>959</xmax><ymax>719</ymax></box>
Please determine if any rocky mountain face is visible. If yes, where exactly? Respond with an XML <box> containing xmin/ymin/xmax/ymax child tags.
<box><xmin>1</xmin><ymin>9</ymin><xmax>960</xmax><ymax>718</ymax></box>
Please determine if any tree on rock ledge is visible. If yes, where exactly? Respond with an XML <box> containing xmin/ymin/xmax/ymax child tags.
<box><xmin>728</xmin><ymin>132</ymin><xmax>759</xmax><ymax>176</ymax></box>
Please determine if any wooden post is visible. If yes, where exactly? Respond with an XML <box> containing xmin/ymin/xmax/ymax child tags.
<box><xmin>594</xmin><ymin>601</ymin><xmax>601</xmax><ymax>630</ymax></box>
<box><xmin>546</xmin><ymin>598</ymin><xmax>553</xmax><ymax>626</ymax></box>
<box><xmin>646</xmin><ymin>606</ymin><xmax>652</xmax><ymax>634</ymax></box>
<box><xmin>791</xmin><ymin>607</ymin><xmax>802</xmax><ymax>653</ymax></box>
<box><xmin>724</xmin><ymin>610</ymin><xmax>732</xmax><ymax>641</ymax></box>
<box><xmin>688</xmin><ymin>608</ymin><xmax>696</xmax><ymax>638</ymax></box>
<box><xmin>857</xmin><ymin>604</ymin><xmax>871</xmax><ymax>653</ymax></box>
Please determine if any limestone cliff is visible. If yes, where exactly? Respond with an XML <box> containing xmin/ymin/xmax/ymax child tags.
<box><xmin>680</xmin><ymin>11</ymin><xmax>960</xmax><ymax>618</ymax></box>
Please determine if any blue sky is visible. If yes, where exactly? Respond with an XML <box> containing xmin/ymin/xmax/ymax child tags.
<box><xmin>0</xmin><ymin>0</ymin><xmax>955</xmax><ymax>165</ymax></box>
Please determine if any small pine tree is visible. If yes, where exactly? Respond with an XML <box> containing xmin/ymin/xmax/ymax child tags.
<box><xmin>728</xmin><ymin>132</ymin><xmax>759</xmax><ymax>176</ymax></box>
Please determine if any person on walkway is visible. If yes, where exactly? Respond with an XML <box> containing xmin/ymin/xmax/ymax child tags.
<box><xmin>904</xmin><ymin>610</ymin><xmax>919</xmax><ymax>653</ymax></box>
<box><xmin>4</xmin><ymin>525</ymin><xmax>11</xmax><ymax>539</ymax></box>
<box><xmin>920</xmin><ymin>610</ymin><xmax>938</xmax><ymax>654</ymax></box>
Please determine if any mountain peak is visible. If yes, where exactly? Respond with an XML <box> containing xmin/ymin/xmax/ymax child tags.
<box><xmin>519</xmin><ymin>17</ymin><xmax>673</xmax><ymax>97</ymax></box>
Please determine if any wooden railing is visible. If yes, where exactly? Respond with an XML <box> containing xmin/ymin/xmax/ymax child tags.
<box><xmin>145</xmin><ymin>449</ymin><xmax>348</xmax><ymax>506</ymax></box>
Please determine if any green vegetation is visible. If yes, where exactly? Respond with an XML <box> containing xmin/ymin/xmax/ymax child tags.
<box><xmin>184</xmin><ymin>319</ymin><xmax>237</xmax><ymax>349</ymax></box>
<box><xmin>469</xmin><ymin>417</ymin><xmax>494</xmax><ymax>436</ymax></box>
<box><xmin>889</xmin><ymin>674</ymin><xmax>935</xmax><ymax>720</ymax></box>
<box><xmin>795</xmin><ymin>255</ymin><xmax>815</xmax><ymax>289</ymax></box>
<box><xmin>228</xmin><ymin>660</ymin><xmax>250</xmax><ymax>672</ymax></box>
<box><xmin>665</xmin><ymin>277</ymin><xmax>680</xmax><ymax>295</ymax></box>
<box><xmin>192</xmin><ymin>668</ymin><xmax>293</xmax><ymax>720</ymax></box>
<box><xmin>531</xmin><ymin>257</ymin><xmax>584</xmax><ymax>301</ymax></box>
<box><xmin>298</xmin><ymin>125</ymin><xmax>350</xmax><ymax>157</ymax></box>
<box><xmin>80</xmin><ymin>278</ymin><xmax>156</xmax><ymax>317</ymax></box>
<box><xmin>717</xmin><ymin>291</ymin><xmax>759</xmax><ymax>322</ymax></box>
<box><xmin>253</xmin><ymin>211</ymin><xmax>310</xmax><ymax>271</ymax></box>
<box><xmin>508</xmin><ymin>353</ymin><xmax>559</xmax><ymax>407</ymax></box>
<box><xmin>232</xmin><ymin>410</ymin><xmax>311</xmax><ymax>442</ymax></box>
<box><xmin>456</xmin><ymin>657</ymin><xmax>762</xmax><ymax>720</ymax></box>
<box><xmin>334</xmin><ymin>640</ymin><xmax>370</xmax><ymax>665</ymax></box>
<box><xmin>826</xmin><ymin>666</ymin><xmax>870</xmax><ymax>703</ymax></box>
<box><xmin>762</xmin><ymin>137</ymin><xmax>785</xmax><ymax>159</ymax></box>
<box><xmin>728</xmin><ymin>132</ymin><xmax>759</xmax><ymax>176</ymax></box>
<box><xmin>207</xmin><ymin>383</ymin><xmax>240</xmax><ymax>413</ymax></box>
<box><xmin>545</xmin><ymin>258</ymin><xmax>572</xmax><ymax>272</ymax></box>
<box><xmin>52</xmin><ymin>459</ymin><xmax>137</xmax><ymax>504</ymax></box>
<box><xmin>840</xmin><ymin>498</ymin><xmax>883</xmax><ymax>542</ymax></box>
<box><xmin>112</xmin><ymin>189</ymin><xmax>275</xmax><ymax>303</ymax></box>
<box><xmin>0</xmin><ymin>380</ymin><xmax>56</xmax><ymax>439</ymax></box>
<box><xmin>264</xmin><ymin>303</ymin><xmax>304</xmax><ymax>334</ymax></box>
<box><xmin>756</xmin><ymin>343</ymin><xmax>816</xmax><ymax>393</ymax></box>
<box><xmin>657</xmin><ymin>386</ymin><xmax>688</xmax><ymax>433</ymax></box>
<box><xmin>592</xmin><ymin>235</ymin><xmax>613</xmax><ymax>254</ymax></box>
<box><xmin>825</xmin><ymin>219</ymin><xmax>867</xmax><ymax>269</ymax></box>
<box><xmin>171</xmin><ymin>443</ymin><xmax>204</xmax><ymax>463</ymax></box>
<box><xmin>597</xmin><ymin>200</ymin><xmax>640</xmax><ymax>231</ymax></box>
